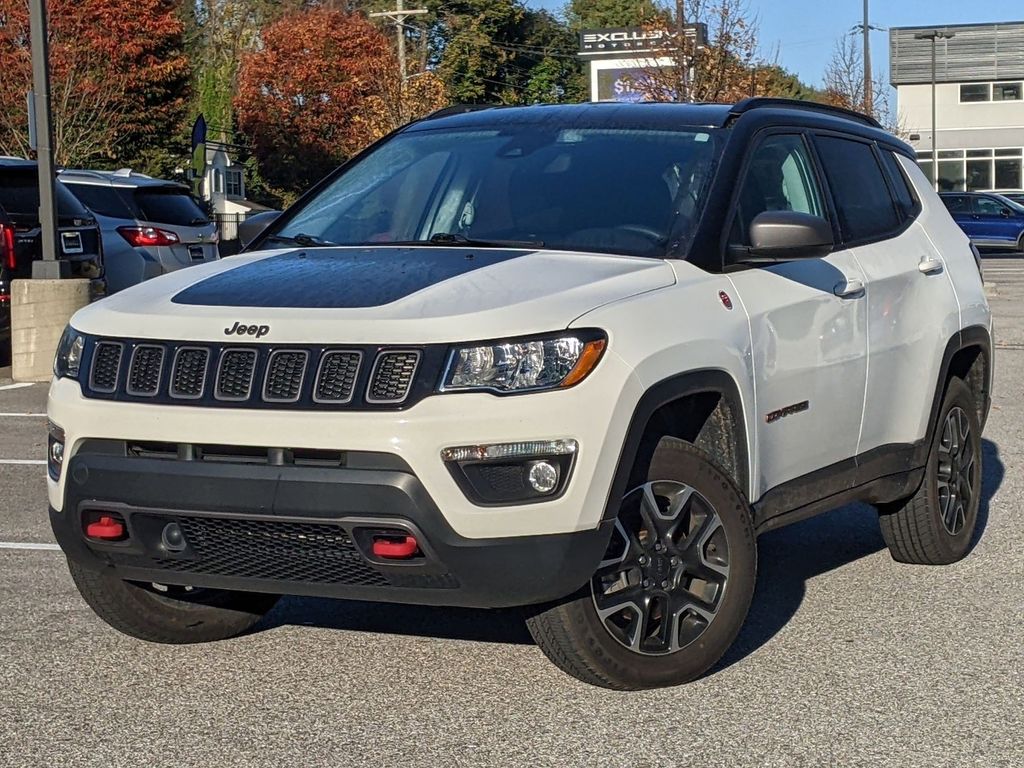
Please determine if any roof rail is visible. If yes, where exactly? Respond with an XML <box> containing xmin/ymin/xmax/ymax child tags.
<box><xmin>728</xmin><ymin>97</ymin><xmax>883</xmax><ymax>129</ymax></box>
<box><xmin>58</xmin><ymin>168</ymin><xmax>110</xmax><ymax>179</ymax></box>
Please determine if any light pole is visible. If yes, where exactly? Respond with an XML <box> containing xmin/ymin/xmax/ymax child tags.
<box><xmin>915</xmin><ymin>28</ymin><xmax>955</xmax><ymax>191</ymax></box>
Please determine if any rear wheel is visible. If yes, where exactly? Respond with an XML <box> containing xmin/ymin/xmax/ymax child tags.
<box><xmin>68</xmin><ymin>559</ymin><xmax>280</xmax><ymax>644</ymax></box>
<box><xmin>526</xmin><ymin>438</ymin><xmax>756</xmax><ymax>689</ymax></box>
<box><xmin>878</xmin><ymin>377</ymin><xmax>982</xmax><ymax>564</ymax></box>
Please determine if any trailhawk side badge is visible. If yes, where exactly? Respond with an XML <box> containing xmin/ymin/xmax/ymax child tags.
<box><xmin>224</xmin><ymin>322</ymin><xmax>270</xmax><ymax>338</ymax></box>
<box><xmin>765</xmin><ymin>400</ymin><xmax>810</xmax><ymax>424</ymax></box>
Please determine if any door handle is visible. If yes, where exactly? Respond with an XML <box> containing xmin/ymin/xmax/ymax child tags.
<box><xmin>919</xmin><ymin>256</ymin><xmax>944</xmax><ymax>275</ymax></box>
<box><xmin>833</xmin><ymin>277</ymin><xmax>865</xmax><ymax>298</ymax></box>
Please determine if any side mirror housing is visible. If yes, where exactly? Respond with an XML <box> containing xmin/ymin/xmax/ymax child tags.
<box><xmin>238</xmin><ymin>210</ymin><xmax>282</xmax><ymax>249</ymax></box>
<box><xmin>737</xmin><ymin>210</ymin><xmax>835</xmax><ymax>263</ymax></box>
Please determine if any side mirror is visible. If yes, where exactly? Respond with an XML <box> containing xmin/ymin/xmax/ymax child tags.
<box><xmin>740</xmin><ymin>210</ymin><xmax>834</xmax><ymax>262</ymax></box>
<box><xmin>238</xmin><ymin>210</ymin><xmax>282</xmax><ymax>249</ymax></box>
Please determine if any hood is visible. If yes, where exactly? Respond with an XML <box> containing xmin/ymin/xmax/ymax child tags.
<box><xmin>70</xmin><ymin>246</ymin><xmax>675</xmax><ymax>344</ymax></box>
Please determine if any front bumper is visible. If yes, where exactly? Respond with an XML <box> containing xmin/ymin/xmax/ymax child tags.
<box><xmin>51</xmin><ymin>448</ymin><xmax>614</xmax><ymax>608</ymax></box>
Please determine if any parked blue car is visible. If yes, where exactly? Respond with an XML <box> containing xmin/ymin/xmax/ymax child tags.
<box><xmin>940</xmin><ymin>192</ymin><xmax>1024</xmax><ymax>252</ymax></box>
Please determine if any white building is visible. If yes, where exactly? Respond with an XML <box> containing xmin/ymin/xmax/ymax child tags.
<box><xmin>200</xmin><ymin>147</ymin><xmax>271</xmax><ymax>240</ymax></box>
<box><xmin>891</xmin><ymin>22</ymin><xmax>1024</xmax><ymax>191</ymax></box>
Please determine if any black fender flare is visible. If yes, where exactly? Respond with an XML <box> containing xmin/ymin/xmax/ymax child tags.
<box><xmin>601</xmin><ymin>369</ymin><xmax>750</xmax><ymax>523</ymax></box>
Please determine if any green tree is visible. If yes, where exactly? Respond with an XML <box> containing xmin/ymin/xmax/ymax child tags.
<box><xmin>564</xmin><ymin>0</ymin><xmax>662</xmax><ymax>29</ymax></box>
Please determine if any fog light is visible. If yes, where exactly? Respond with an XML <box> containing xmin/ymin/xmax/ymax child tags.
<box><xmin>47</xmin><ymin>421</ymin><xmax>65</xmax><ymax>481</ymax></box>
<box><xmin>528</xmin><ymin>461</ymin><xmax>559</xmax><ymax>493</ymax></box>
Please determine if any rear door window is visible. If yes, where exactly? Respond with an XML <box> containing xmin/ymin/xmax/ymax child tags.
<box><xmin>879</xmin><ymin>151</ymin><xmax>918</xmax><ymax>218</ymax></box>
<box><xmin>65</xmin><ymin>184</ymin><xmax>137</xmax><ymax>219</ymax></box>
<box><xmin>941</xmin><ymin>195</ymin><xmax>971</xmax><ymax>214</ymax></box>
<box><xmin>814</xmin><ymin>135</ymin><xmax>901</xmax><ymax>243</ymax></box>
<box><xmin>133</xmin><ymin>188</ymin><xmax>210</xmax><ymax>226</ymax></box>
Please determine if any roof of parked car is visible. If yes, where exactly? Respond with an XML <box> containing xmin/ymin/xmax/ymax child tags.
<box><xmin>0</xmin><ymin>156</ymin><xmax>38</xmax><ymax>169</ymax></box>
<box><xmin>58</xmin><ymin>168</ymin><xmax>189</xmax><ymax>190</ymax></box>
<box><xmin>407</xmin><ymin>99</ymin><xmax>901</xmax><ymax>147</ymax></box>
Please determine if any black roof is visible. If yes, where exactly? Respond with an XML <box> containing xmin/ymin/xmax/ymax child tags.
<box><xmin>406</xmin><ymin>98</ymin><xmax>909</xmax><ymax>154</ymax></box>
<box><xmin>0</xmin><ymin>157</ymin><xmax>36</xmax><ymax>169</ymax></box>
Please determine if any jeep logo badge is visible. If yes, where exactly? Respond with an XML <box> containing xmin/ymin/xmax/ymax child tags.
<box><xmin>224</xmin><ymin>321</ymin><xmax>270</xmax><ymax>338</ymax></box>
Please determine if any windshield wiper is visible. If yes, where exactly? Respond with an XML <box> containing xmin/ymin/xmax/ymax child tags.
<box><xmin>424</xmin><ymin>232</ymin><xmax>544</xmax><ymax>249</ymax></box>
<box><xmin>267</xmin><ymin>232</ymin><xmax>338</xmax><ymax>247</ymax></box>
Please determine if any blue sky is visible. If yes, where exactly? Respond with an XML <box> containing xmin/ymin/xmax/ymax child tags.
<box><xmin>526</xmin><ymin>1</ymin><xmax>1023</xmax><ymax>87</ymax></box>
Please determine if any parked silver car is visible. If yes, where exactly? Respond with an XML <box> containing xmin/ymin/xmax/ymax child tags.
<box><xmin>60</xmin><ymin>169</ymin><xmax>218</xmax><ymax>293</ymax></box>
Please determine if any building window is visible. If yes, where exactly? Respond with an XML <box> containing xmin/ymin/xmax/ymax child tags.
<box><xmin>959</xmin><ymin>81</ymin><xmax>1023</xmax><ymax>103</ymax></box>
<box><xmin>213</xmin><ymin>169</ymin><xmax>223</xmax><ymax>194</ymax></box>
<box><xmin>226</xmin><ymin>170</ymin><xmax>242</xmax><ymax>198</ymax></box>
<box><xmin>960</xmin><ymin>83</ymin><xmax>990</xmax><ymax>102</ymax></box>
<box><xmin>993</xmin><ymin>82</ymin><xmax>1023</xmax><ymax>101</ymax></box>
<box><xmin>918</xmin><ymin>147</ymin><xmax>1024</xmax><ymax>192</ymax></box>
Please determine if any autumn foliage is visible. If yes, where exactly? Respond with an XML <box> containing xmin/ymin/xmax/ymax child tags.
<box><xmin>0</xmin><ymin>0</ymin><xmax>189</xmax><ymax>171</ymax></box>
<box><xmin>236</xmin><ymin>8</ymin><xmax>436</xmax><ymax>198</ymax></box>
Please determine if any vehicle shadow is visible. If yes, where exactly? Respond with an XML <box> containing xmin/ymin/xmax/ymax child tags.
<box><xmin>259</xmin><ymin>439</ymin><xmax>1004</xmax><ymax>654</ymax></box>
<box><xmin>715</xmin><ymin>437</ymin><xmax>1004</xmax><ymax>672</ymax></box>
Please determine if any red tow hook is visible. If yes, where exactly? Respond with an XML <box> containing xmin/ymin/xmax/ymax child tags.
<box><xmin>372</xmin><ymin>535</ymin><xmax>419</xmax><ymax>559</ymax></box>
<box><xmin>85</xmin><ymin>516</ymin><xmax>126</xmax><ymax>541</ymax></box>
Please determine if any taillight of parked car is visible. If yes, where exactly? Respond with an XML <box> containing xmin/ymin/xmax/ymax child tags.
<box><xmin>117</xmin><ymin>226</ymin><xmax>180</xmax><ymax>247</ymax></box>
<box><xmin>0</xmin><ymin>223</ymin><xmax>15</xmax><ymax>270</ymax></box>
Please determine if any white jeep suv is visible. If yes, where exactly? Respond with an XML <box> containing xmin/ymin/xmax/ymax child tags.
<box><xmin>47</xmin><ymin>99</ymin><xmax>992</xmax><ymax>689</ymax></box>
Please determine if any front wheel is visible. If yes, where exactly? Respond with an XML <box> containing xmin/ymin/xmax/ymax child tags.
<box><xmin>68</xmin><ymin>559</ymin><xmax>280</xmax><ymax>644</ymax></box>
<box><xmin>526</xmin><ymin>438</ymin><xmax>756</xmax><ymax>689</ymax></box>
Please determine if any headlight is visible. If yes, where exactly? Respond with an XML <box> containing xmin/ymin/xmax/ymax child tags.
<box><xmin>53</xmin><ymin>326</ymin><xmax>85</xmax><ymax>379</ymax></box>
<box><xmin>441</xmin><ymin>331</ymin><xmax>606</xmax><ymax>394</ymax></box>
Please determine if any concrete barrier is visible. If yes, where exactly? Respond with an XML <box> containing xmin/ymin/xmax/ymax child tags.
<box><xmin>11</xmin><ymin>279</ymin><xmax>91</xmax><ymax>382</ymax></box>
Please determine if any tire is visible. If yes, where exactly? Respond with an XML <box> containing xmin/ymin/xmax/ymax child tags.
<box><xmin>67</xmin><ymin>559</ymin><xmax>280</xmax><ymax>644</ymax></box>
<box><xmin>878</xmin><ymin>377</ymin><xmax>982</xmax><ymax>565</ymax></box>
<box><xmin>526</xmin><ymin>437</ymin><xmax>756</xmax><ymax>690</ymax></box>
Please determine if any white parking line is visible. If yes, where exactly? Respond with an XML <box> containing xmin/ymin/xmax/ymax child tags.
<box><xmin>0</xmin><ymin>542</ymin><xmax>60</xmax><ymax>551</ymax></box>
<box><xmin>0</xmin><ymin>413</ymin><xmax>46</xmax><ymax>418</ymax></box>
<box><xmin>0</xmin><ymin>459</ymin><xmax>46</xmax><ymax>465</ymax></box>
<box><xmin>0</xmin><ymin>382</ymin><xmax>34</xmax><ymax>391</ymax></box>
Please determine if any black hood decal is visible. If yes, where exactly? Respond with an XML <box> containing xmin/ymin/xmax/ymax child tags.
<box><xmin>171</xmin><ymin>247</ymin><xmax>531</xmax><ymax>308</ymax></box>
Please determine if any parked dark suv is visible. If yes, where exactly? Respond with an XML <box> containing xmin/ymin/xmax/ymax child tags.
<box><xmin>0</xmin><ymin>158</ymin><xmax>104</xmax><ymax>356</ymax></box>
<box><xmin>940</xmin><ymin>191</ymin><xmax>1024</xmax><ymax>252</ymax></box>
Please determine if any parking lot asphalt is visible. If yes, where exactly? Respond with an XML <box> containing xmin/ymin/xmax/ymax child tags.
<box><xmin>1</xmin><ymin>258</ymin><xmax>1022</xmax><ymax>767</ymax></box>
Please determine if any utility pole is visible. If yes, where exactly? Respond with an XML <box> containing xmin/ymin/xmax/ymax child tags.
<box><xmin>371</xmin><ymin>0</ymin><xmax>428</xmax><ymax>81</ymax></box>
<box><xmin>675</xmin><ymin>0</ymin><xmax>688</xmax><ymax>102</ymax></box>
<box><xmin>28</xmin><ymin>0</ymin><xmax>64</xmax><ymax>278</ymax></box>
<box><xmin>915</xmin><ymin>29</ymin><xmax>955</xmax><ymax>191</ymax></box>
<box><xmin>862</xmin><ymin>0</ymin><xmax>872</xmax><ymax>116</ymax></box>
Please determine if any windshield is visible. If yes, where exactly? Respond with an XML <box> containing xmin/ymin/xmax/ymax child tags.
<box><xmin>271</xmin><ymin>125</ymin><xmax>723</xmax><ymax>258</ymax></box>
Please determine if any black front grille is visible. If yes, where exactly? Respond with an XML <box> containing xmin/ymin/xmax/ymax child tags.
<box><xmin>170</xmin><ymin>347</ymin><xmax>210</xmax><ymax>399</ymax></box>
<box><xmin>263</xmin><ymin>350</ymin><xmax>308</xmax><ymax>402</ymax></box>
<box><xmin>126</xmin><ymin>345</ymin><xmax>165</xmax><ymax>396</ymax></box>
<box><xmin>216</xmin><ymin>349</ymin><xmax>257</xmax><ymax>400</ymax></box>
<box><xmin>89</xmin><ymin>341</ymin><xmax>123</xmax><ymax>393</ymax></box>
<box><xmin>151</xmin><ymin>517</ymin><xmax>389</xmax><ymax>586</ymax></box>
<box><xmin>368</xmin><ymin>351</ymin><xmax>420</xmax><ymax>403</ymax></box>
<box><xmin>81</xmin><ymin>337</ymin><xmax>439</xmax><ymax>410</ymax></box>
<box><xmin>314</xmin><ymin>351</ymin><xmax>361</xmax><ymax>403</ymax></box>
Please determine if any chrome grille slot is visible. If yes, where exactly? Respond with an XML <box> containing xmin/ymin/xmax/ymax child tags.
<box><xmin>367</xmin><ymin>351</ymin><xmax>420</xmax><ymax>404</ymax></box>
<box><xmin>314</xmin><ymin>350</ymin><xmax>362</xmax><ymax>403</ymax></box>
<box><xmin>169</xmin><ymin>347</ymin><xmax>210</xmax><ymax>399</ymax></box>
<box><xmin>126</xmin><ymin>345</ymin><xmax>165</xmax><ymax>396</ymax></box>
<box><xmin>263</xmin><ymin>350</ymin><xmax>309</xmax><ymax>403</ymax></box>
<box><xmin>89</xmin><ymin>341</ymin><xmax>124</xmax><ymax>393</ymax></box>
<box><xmin>215</xmin><ymin>349</ymin><xmax>257</xmax><ymax>401</ymax></box>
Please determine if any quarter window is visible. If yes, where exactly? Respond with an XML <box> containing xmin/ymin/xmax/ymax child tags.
<box><xmin>814</xmin><ymin>136</ymin><xmax>900</xmax><ymax>242</ymax></box>
<box><xmin>730</xmin><ymin>134</ymin><xmax>824</xmax><ymax>246</ymax></box>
